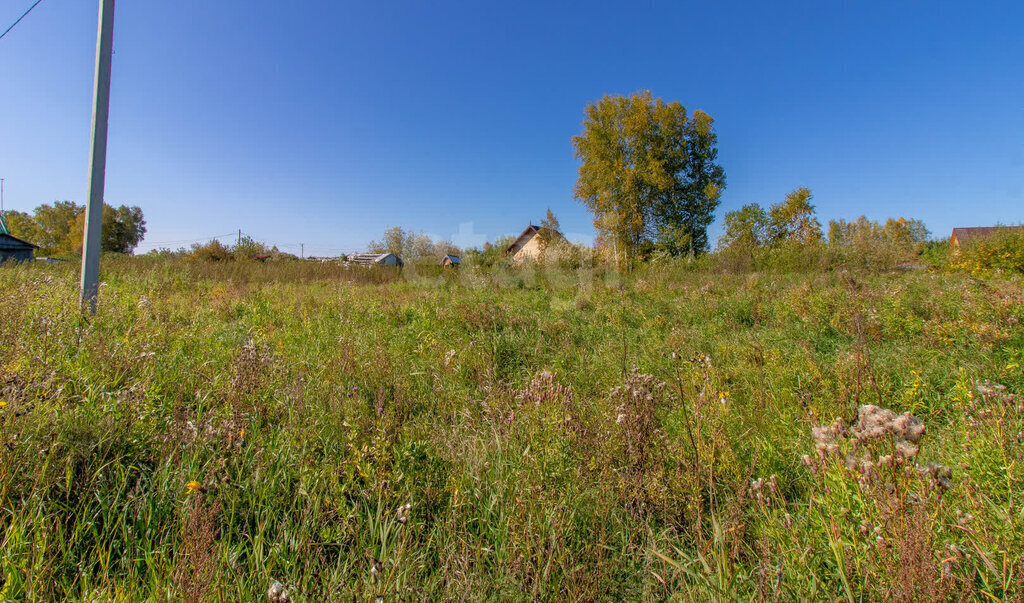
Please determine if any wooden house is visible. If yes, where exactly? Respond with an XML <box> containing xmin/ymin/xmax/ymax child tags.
<box><xmin>441</xmin><ymin>254</ymin><xmax>461</xmax><ymax>267</ymax></box>
<box><xmin>0</xmin><ymin>214</ymin><xmax>38</xmax><ymax>264</ymax></box>
<box><xmin>504</xmin><ymin>225</ymin><xmax>563</xmax><ymax>264</ymax></box>
<box><xmin>950</xmin><ymin>226</ymin><xmax>1024</xmax><ymax>255</ymax></box>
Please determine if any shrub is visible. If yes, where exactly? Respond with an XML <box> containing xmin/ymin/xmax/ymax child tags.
<box><xmin>953</xmin><ymin>228</ymin><xmax>1024</xmax><ymax>274</ymax></box>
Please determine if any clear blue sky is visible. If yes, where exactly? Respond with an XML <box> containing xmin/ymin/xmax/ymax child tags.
<box><xmin>1</xmin><ymin>1</ymin><xmax>1022</xmax><ymax>256</ymax></box>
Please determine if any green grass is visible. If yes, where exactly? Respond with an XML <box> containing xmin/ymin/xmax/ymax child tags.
<box><xmin>1</xmin><ymin>257</ymin><xmax>1022</xmax><ymax>600</ymax></box>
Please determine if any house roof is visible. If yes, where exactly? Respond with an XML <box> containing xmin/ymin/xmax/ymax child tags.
<box><xmin>504</xmin><ymin>224</ymin><xmax>566</xmax><ymax>256</ymax></box>
<box><xmin>348</xmin><ymin>252</ymin><xmax>402</xmax><ymax>265</ymax></box>
<box><xmin>0</xmin><ymin>232</ymin><xmax>39</xmax><ymax>251</ymax></box>
<box><xmin>0</xmin><ymin>213</ymin><xmax>39</xmax><ymax>250</ymax></box>
<box><xmin>505</xmin><ymin>225</ymin><xmax>539</xmax><ymax>256</ymax></box>
<box><xmin>442</xmin><ymin>254</ymin><xmax>461</xmax><ymax>264</ymax></box>
<box><xmin>951</xmin><ymin>226</ymin><xmax>1024</xmax><ymax>243</ymax></box>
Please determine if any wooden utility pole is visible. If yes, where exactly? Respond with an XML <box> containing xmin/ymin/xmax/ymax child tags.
<box><xmin>79</xmin><ymin>0</ymin><xmax>115</xmax><ymax>314</ymax></box>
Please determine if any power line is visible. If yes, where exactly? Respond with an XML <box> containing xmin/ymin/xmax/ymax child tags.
<box><xmin>0</xmin><ymin>0</ymin><xmax>45</xmax><ymax>42</ymax></box>
<box><xmin>134</xmin><ymin>232</ymin><xmax>238</xmax><ymax>248</ymax></box>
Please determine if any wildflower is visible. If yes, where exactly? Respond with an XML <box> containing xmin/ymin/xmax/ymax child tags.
<box><xmin>186</xmin><ymin>480</ymin><xmax>202</xmax><ymax>495</ymax></box>
<box><xmin>267</xmin><ymin>579</ymin><xmax>290</xmax><ymax>602</ymax></box>
<box><xmin>0</xmin><ymin>400</ymin><xmax>7</xmax><ymax>409</ymax></box>
<box><xmin>396</xmin><ymin>503</ymin><xmax>412</xmax><ymax>524</ymax></box>
<box><xmin>894</xmin><ymin>440</ymin><xmax>918</xmax><ymax>460</ymax></box>
<box><xmin>918</xmin><ymin>462</ymin><xmax>953</xmax><ymax>490</ymax></box>
<box><xmin>718</xmin><ymin>391</ymin><xmax>729</xmax><ymax>404</ymax></box>
<box><xmin>942</xmin><ymin>544</ymin><xmax>963</xmax><ymax>579</ymax></box>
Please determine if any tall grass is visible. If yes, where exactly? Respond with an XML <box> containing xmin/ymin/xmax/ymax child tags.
<box><xmin>0</xmin><ymin>257</ymin><xmax>1022</xmax><ymax>600</ymax></box>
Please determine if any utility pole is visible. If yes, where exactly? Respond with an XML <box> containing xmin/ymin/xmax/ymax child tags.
<box><xmin>79</xmin><ymin>0</ymin><xmax>115</xmax><ymax>314</ymax></box>
<box><xmin>1</xmin><ymin>178</ymin><xmax>5</xmax><ymax>218</ymax></box>
<box><xmin>301</xmin><ymin>243</ymin><xmax>304</xmax><ymax>259</ymax></box>
<box><xmin>237</xmin><ymin>229</ymin><xmax>241</xmax><ymax>247</ymax></box>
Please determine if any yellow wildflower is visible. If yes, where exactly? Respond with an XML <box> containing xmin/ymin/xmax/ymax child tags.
<box><xmin>186</xmin><ymin>480</ymin><xmax>202</xmax><ymax>494</ymax></box>
<box><xmin>0</xmin><ymin>401</ymin><xmax>7</xmax><ymax>409</ymax></box>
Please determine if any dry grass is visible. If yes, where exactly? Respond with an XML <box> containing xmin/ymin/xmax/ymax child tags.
<box><xmin>0</xmin><ymin>256</ymin><xmax>1021</xmax><ymax>600</ymax></box>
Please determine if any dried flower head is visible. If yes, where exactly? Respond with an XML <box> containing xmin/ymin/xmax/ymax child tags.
<box><xmin>267</xmin><ymin>580</ymin><xmax>290</xmax><ymax>603</ymax></box>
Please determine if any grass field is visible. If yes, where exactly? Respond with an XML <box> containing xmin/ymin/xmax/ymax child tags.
<box><xmin>1</xmin><ymin>258</ymin><xmax>1022</xmax><ymax>600</ymax></box>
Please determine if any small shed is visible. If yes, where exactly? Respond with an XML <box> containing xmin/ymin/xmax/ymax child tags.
<box><xmin>348</xmin><ymin>252</ymin><xmax>403</xmax><ymax>267</ymax></box>
<box><xmin>951</xmin><ymin>226</ymin><xmax>1024</xmax><ymax>255</ymax></box>
<box><xmin>441</xmin><ymin>254</ymin><xmax>461</xmax><ymax>267</ymax></box>
<box><xmin>0</xmin><ymin>214</ymin><xmax>38</xmax><ymax>264</ymax></box>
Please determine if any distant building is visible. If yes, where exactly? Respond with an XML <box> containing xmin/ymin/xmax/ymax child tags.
<box><xmin>347</xmin><ymin>252</ymin><xmax>403</xmax><ymax>267</ymax></box>
<box><xmin>441</xmin><ymin>254</ymin><xmax>461</xmax><ymax>267</ymax></box>
<box><xmin>950</xmin><ymin>226</ymin><xmax>1024</xmax><ymax>255</ymax></box>
<box><xmin>0</xmin><ymin>214</ymin><xmax>38</xmax><ymax>264</ymax></box>
<box><xmin>504</xmin><ymin>224</ymin><xmax>563</xmax><ymax>264</ymax></box>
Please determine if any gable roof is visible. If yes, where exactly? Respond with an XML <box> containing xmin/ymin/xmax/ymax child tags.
<box><xmin>0</xmin><ymin>213</ymin><xmax>38</xmax><ymax>250</ymax></box>
<box><xmin>348</xmin><ymin>252</ymin><xmax>402</xmax><ymax>266</ymax></box>
<box><xmin>0</xmin><ymin>232</ymin><xmax>39</xmax><ymax>251</ymax></box>
<box><xmin>951</xmin><ymin>226</ymin><xmax>1024</xmax><ymax>244</ymax></box>
<box><xmin>504</xmin><ymin>225</ymin><xmax>540</xmax><ymax>256</ymax></box>
<box><xmin>504</xmin><ymin>224</ymin><xmax>566</xmax><ymax>256</ymax></box>
<box><xmin>442</xmin><ymin>254</ymin><xmax>461</xmax><ymax>264</ymax></box>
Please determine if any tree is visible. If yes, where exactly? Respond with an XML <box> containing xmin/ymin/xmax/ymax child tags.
<box><xmin>538</xmin><ymin>208</ymin><xmax>562</xmax><ymax>248</ymax></box>
<box><xmin>718</xmin><ymin>203</ymin><xmax>769</xmax><ymax>250</ymax></box>
<box><xmin>883</xmin><ymin>217</ymin><xmax>929</xmax><ymax>245</ymax></box>
<box><xmin>541</xmin><ymin>208</ymin><xmax>560</xmax><ymax>233</ymax></box>
<box><xmin>367</xmin><ymin>226</ymin><xmax>461</xmax><ymax>262</ymax></box>
<box><xmin>190</xmin><ymin>239</ymin><xmax>233</xmax><ymax>261</ymax></box>
<box><xmin>768</xmin><ymin>188</ymin><xmax>822</xmax><ymax>245</ymax></box>
<box><xmin>368</xmin><ymin>226</ymin><xmax>410</xmax><ymax>258</ymax></box>
<box><xmin>572</xmin><ymin>90</ymin><xmax>725</xmax><ymax>267</ymax></box>
<box><xmin>464</xmin><ymin>235</ymin><xmax>515</xmax><ymax>268</ymax></box>
<box><xmin>7</xmin><ymin>201</ymin><xmax>145</xmax><ymax>256</ymax></box>
<box><xmin>67</xmin><ymin>203</ymin><xmax>147</xmax><ymax>255</ymax></box>
<box><xmin>104</xmin><ymin>204</ymin><xmax>147</xmax><ymax>253</ymax></box>
<box><xmin>33</xmin><ymin>201</ymin><xmax>82</xmax><ymax>255</ymax></box>
<box><xmin>827</xmin><ymin>215</ymin><xmax>930</xmax><ymax>270</ymax></box>
<box><xmin>2</xmin><ymin>210</ymin><xmax>42</xmax><ymax>243</ymax></box>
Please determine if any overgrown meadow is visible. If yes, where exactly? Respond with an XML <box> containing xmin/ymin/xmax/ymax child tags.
<box><xmin>1</xmin><ymin>258</ymin><xmax>1022</xmax><ymax>601</ymax></box>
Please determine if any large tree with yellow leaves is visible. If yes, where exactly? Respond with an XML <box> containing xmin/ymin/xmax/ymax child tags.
<box><xmin>572</xmin><ymin>90</ymin><xmax>725</xmax><ymax>266</ymax></box>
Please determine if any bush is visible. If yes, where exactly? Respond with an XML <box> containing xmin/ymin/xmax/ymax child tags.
<box><xmin>953</xmin><ymin>228</ymin><xmax>1024</xmax><ymax>274</ymax></box>
<box><xmin>825</xmin><ymin>217</ymin><xmax>928</xmax><ymax>271</ymax></box>
<box><xmin>190</xmin><ymin>239</ymin><xmax>233</xmax><ymax>262</ymax></box>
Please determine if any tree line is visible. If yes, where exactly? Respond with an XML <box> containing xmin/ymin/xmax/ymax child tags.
<box><xmin>569</xmin><ymin>90</ymin><xmax>943</xmax><ymax>272</ymax></box>
<box><xmin>4</xmin><ymin>201</ymin><xmax>146</xmax><ymax>257</ymax></box>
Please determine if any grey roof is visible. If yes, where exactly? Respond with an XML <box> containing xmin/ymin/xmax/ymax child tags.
<box><xmin>348</xmin><ymin>252</ymin><xmax>402</xmax><ymax>266</ymax></box>
<box><xmin>0</xmin><ymin>233</ymin><xmax>38</xmax><ymax>251</ymax></box>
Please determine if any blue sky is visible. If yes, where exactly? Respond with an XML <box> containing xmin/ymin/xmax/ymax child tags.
<box><xmin>1</xmin><ymin>1</ymin><xmax>1022</xmax><ymax>256</ymax></box>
